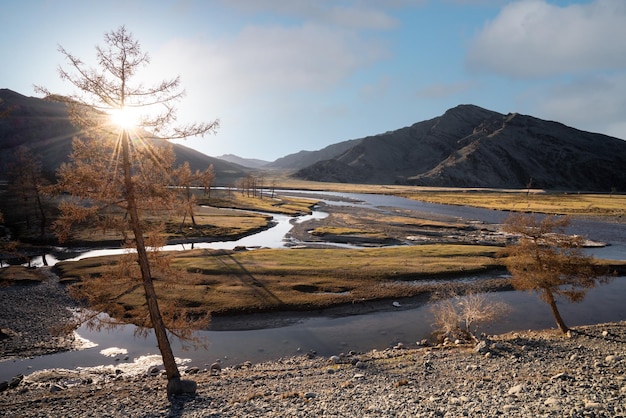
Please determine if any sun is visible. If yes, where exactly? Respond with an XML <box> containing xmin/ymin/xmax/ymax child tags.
<box><xmin>110</xmin><ymin>106</ymin><xmax>139</xmax><ymax>130</ymax></box>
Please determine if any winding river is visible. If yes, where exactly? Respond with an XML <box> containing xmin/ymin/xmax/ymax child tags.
<box><xmin>2</xmin><ymin>191</ymin><xmax>625</xmax><ymax>381</ymax></box>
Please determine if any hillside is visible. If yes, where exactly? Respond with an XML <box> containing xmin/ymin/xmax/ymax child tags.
<box><xmin>293</xmin><ymin>105</ymin><xmax>626</xmax><ymax>192</ymax></box>
<box><xmin>268</xmin><ymin>138</ymin><xmax>363</xmax><ymax>169</ymax></box>
<box><xmin>0</xmin><ymin>89</ymin><xmax>247</xmax><ymax>184</ymax></box>
<box><xmin>216</xmin><ymin>154</ymin><xmax>269</xmax><ymax>169</ymax></box>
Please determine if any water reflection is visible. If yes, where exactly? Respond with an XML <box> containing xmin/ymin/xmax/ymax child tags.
<box><xmin>2</xmin><ymin>277</ymin><xmax>624</xmax><ymax>381</ymax></box>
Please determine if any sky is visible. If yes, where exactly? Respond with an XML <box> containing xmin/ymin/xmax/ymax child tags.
<box><xmin>2</xmin><ymin>0</ymin><xmax>626</xmax><ymax>162</ymax></box>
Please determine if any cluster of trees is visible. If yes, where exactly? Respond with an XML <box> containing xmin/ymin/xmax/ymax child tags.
<box><xmin>236</xmin><ymin>173</ymin><xmax>277</xmax><ymax>199</ymax></box>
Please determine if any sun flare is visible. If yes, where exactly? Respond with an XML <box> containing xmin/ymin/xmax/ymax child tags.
<box><xmin>110</xmin><ymin>106</ymin><xmax>139</xmax><ymax>130</ymax></box>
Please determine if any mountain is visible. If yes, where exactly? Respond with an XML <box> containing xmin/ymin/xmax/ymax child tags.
<box><xmin>267</xmin><ymin>138</ymin><xmax>363</xmax><ymax>169</ymax></box>
<box><xmin>293</xmin><ymin>105</ymin><xmax>626</xmax><ymax>192</ymax></box>
<box><xmin>216</xmin><ymin>154</ymin><xmax>269</xmax><ymax>169</ymax></box>
<box><xmin>0</xmin><ymin>89</ymin><xmax>247</xmax><ymax>184</ymax></box>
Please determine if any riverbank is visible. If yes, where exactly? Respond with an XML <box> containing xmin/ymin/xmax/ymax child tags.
<box><xmin>1</xmin><ymin>319</ymin><xmax>624</xmax><ymax>417</ymax></box>
<box><xmin>0</xmin><ymin>268</ymin><xmax>79</xmax><ymax>361</ymax></box>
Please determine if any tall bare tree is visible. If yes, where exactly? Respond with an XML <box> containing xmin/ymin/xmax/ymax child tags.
<box><xmin>174</xmin><ymin>162</ymin><xmax>197</xmax><ymax>227</ymax></box>
<box><xmin>503</xmin><ymin>214</ymin><xmax>611</xmax><ymax>333</ymax></box>
<box><xmin>199</xmin><ymin>164</ymin><xmax>215</xmax><ymax>197</ymax></box>
<box><xmin>37</xmin><ymin>26</ymin><xmax>218</xmax><ymax>398</ymax></box>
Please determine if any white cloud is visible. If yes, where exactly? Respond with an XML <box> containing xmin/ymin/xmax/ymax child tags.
<box><xmin>466</xmin><ymin>0</ymin><xmax>626</xmax><ymax>77</ymax></box>
<box><xmin>533</xmin><ymin>73</ymin><xmax>626</xmax><ymax>138</ymax></box>
<box><xmin>154</xmin><ymin>24</ymin><xmax>386</xmax><ymax>99</ymax></box>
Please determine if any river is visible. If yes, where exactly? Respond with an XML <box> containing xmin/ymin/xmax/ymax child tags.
<box><xmin>1</xmin><ymin>191</ymin><xmax>624</xmax><ymax>381</ymax></box>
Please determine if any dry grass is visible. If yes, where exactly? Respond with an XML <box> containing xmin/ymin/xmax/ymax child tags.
<box><xmin>398</xmin><ymin>191</ymin><xmax>626</xmax><ymax>217</ymax></box>
<box><xmin>55</xmin><ymin>244</ymin><xmax>502</xmax><ymax>319</ymax></box>
<box><xmin>0</xmin><ymin>266</ymin><xmax>46</xmax><ymax>286</ymax></box>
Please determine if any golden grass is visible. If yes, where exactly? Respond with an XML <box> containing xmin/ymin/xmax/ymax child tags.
<box><xmin>0</xmin><ymin>266</ymin><xmax>46</xmax><ymax>285</ymax></box>
<box><xmin>56</xmin><ymin>244</ymin><xmax>502</xmax><ymax>317</ymax></box>
<box><xmin>399</xmin><ymin>191</ymin><xmax>626</xmax><ymax>217</ymax></box>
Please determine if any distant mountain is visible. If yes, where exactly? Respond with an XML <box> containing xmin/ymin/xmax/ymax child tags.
<box><xmin>293</xmin><ymin>105</ymin><xmax>626</xmax><ymax>192</ymax></box>
<box><xmin>216</xmin><ymin>154</ymin><xmax>269</xmax><ymax>169</ymax></box>
<box><xmin>0</xmin><ymin>89</ymin><xmax>247</xmax><ymax>184</ymax></box>
<box><xmin>267</xmin><ymin>138</ymin><xmax>363</xmax><ymax>169</ymax></box>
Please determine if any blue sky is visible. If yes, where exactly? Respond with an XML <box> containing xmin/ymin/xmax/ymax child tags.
<box><xmin>2</xmin><ymin>0</ymin><xmax>625</xmax><ymax>161</ymax></box>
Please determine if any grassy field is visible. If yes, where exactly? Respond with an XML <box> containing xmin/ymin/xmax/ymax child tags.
<box><xmin>266</xmin><ymin>175</ymin><xmax>626</xmax><ymax>217</ymax></box>
<box><xmin>54</xmin><ymin>244</ymin><xmax>503</xmax><ymax>320</ymax></box>
<box><xmin>61</xmin><ymin>192</ymin><xmax>316</xmax><ymax>245</ymax></box>
<box><xmin>398</xmin><ymin>191</ymin><xmax>626</xmax><ymax>217</ymax></box>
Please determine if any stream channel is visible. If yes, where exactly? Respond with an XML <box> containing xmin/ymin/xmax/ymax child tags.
<box><xmin>1</xmin><ymin>191</ymin><xmax>625</xmax><ymax>381</ymax></box>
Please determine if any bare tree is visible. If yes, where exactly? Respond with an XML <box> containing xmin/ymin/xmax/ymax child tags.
<box><xmin>199</xmin><ymin>164</ymin><xmax>215</xmax><ymax>197</ymax></box>
<box><xmin>503</xmin><ymin>214</ymin><xmax>612</xmax><ymax>334</ymax></box>
<box><xmin>174</xmin><ymin>162</ymin><xmax>197</xmax><ymax>227</ymax></box>
<box><xmin>37</xmin><ymin>26</ymin><xmax>218</xmax><ymax>398</ymax></box>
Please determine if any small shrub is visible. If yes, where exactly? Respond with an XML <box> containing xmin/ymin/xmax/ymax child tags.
<box><xmin>430</xmin><ymin>288</ymin><xmax>510</xmax><ymax>342</ymax></box>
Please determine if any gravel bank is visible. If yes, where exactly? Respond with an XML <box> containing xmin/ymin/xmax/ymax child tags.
<box><xmin>0</xmin><ymin>268</ymin><xmax>79</xmax><ymax>360</ymax></box>
<box><xmin>1</xmin><ymin>321</ymin><xmax>624</xmax><ymax>417</ymax></box>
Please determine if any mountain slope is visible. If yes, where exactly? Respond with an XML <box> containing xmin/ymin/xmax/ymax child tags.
<box><xmin>268</xmin><ymin>137</ymin><xmax>363</xmax><ymax>169</ymax></box>
<box><xmin>216</xmin><ymin>154</ymin><xmax>269</xmax><ymax>169</ymax></box>
<box><xmin>0</xmin><ymin>89</ymin><xmax>247</xmax><ymax>184</ymax></box>
<box><xmin>294</xmin><ymin>105</ymin><xmax>626</xmax><ymax>191</ymax></box>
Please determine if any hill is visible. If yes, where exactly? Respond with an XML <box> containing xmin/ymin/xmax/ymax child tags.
<box><xmin>292</xmin><ymin>105</ymin><xmax>626</xmax><ymax>192</ymax></box>
<box><xmin>0</xmin><ymin>89</ymin><xmax>247</xmax><ymax>184</ymax></box>
<box><xmin>267</xmin><ymin>138</ymin><xmax>363</xmax><ymax>169</ymax></box>
<box><xmin>216</xmin><ymin>154</ymin><xmax>269</xmax><ymax>169</ymax></box>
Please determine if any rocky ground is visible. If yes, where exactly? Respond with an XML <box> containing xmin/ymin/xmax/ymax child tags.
<box><xmin>0</xmin><ymin>268</ymin><xmax>78</xmax><ymax>360</ymax></box>
<box><xmin>0</xmin><ymin>323</ymin><xmax>624</xmax><ymax>417</ymax></box>
<box><xmin>1</xmin><ymin>276</ymin><xmax>625</xmax><ymax>417</ymax></box>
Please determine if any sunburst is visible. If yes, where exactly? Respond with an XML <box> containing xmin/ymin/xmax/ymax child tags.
<box><xmin>109</xmin><ymin>106</ymin><xmax>140</xmax><ymax>130</ymax></box>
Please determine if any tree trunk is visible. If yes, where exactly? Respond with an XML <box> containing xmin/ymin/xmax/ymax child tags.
<box><xmin>120</xmin><ymin>129</ymin><xmax>181</xmax><ymax>382</ymax></box>
<box><xmin>544</xmin><ymin>288</ymin><xmax>569</xmax><ymax>333</ymax></box>
<box><xmin>34</xmin><ymin>186</ymin><xmax>46</xmax><ymax>238</ymax></box>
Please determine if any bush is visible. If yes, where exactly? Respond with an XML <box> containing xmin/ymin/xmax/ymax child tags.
<box><xmin>430</xmin><ymin>287</ymin><xmax>510</xmax><ymax>342</ymax></box>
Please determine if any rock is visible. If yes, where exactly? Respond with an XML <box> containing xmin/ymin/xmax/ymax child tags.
<box><xmin>392</xmin><ymin>301</ymin><xmax>401</xmax><ymax>308</ymax></box>
<box><xmin>210</xmin><ymin>362</ymin><xmax>222</xmax><ymax>375</ymax></box>
<box><xmin>474</xmin><ymin>340</ymin><xmax>489</xmax><ymax>354</ymax></box>
<box><xmin>507</xmin><ymin>384</ymin><xmax>524</xmax><ymax>395</ymax></box>
<box><xmin>186</xmin><ymin>367</ymin><xmax>200</xmax><ymax>375</ymax></box>
<box><xmin>9</xmin><ymin>374</ymin><xmax>23</xmax><ymax>388</ymax></box>
<box><xmin>166</xmin><ymin>378</ymin><xmax>197</xmax><ymax>400</ymax></box>
<box><xmin>304</xmin><ymin>392</ymin><xmax>317</xmax><ymax>399</ymax></box>
<box><xmin>585</xmin><ymin>401</ymin><xmax>603</xmax><ymax>410</ymax></box>
<box><xmin>544</xmin><ymin>397</ymin><xmax>559</xmax><ymax>407</ymax></box>
<box><xmin>355</xmin><ymin>361</ymin><xmax>367</xmax><ymax>369</ymax></box>
<box><xmin>49</xmin><ymin>384</ymin><xmax>65</xmax><ymax>393</ymax></box>
<box><xmin>147</xmin><ymin>366</ymin><xmax>160</xmax><ymax>376</ymax></box>
<box><xmin>0</xmin><ymin>381</ymin><xmax>8</xmax><ymax>393</ymax></box>
<box><xmin>329</xmin><ymin>355</ymin><xmax>341</xmax><ymax>364</ymax></box>
<box><xmin>551</xmin><ymin>372</ymin><xmax>574</xmax><ymax>381</ymax></box>
<box><xmin>605</xmin><ymin>355</ymin><xmax>621</xmax><ymax>363</ymax></box>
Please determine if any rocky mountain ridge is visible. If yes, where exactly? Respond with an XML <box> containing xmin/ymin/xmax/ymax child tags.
<box><xmin>291</xmin><ymin>105</ymin><xmax>626</xmax><ymax>191</ymax></box>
